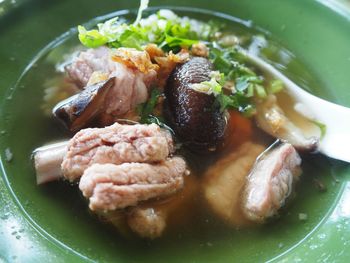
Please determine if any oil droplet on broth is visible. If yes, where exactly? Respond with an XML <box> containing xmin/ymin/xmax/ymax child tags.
<box><xmin>309</xmin><ymin>244</ymin><xmax>318</xmax><ymax>250</ymax></box>
<box><xmin>317</xmin><ymin>233</ymin><xmax>326</xmax><ymax>240</ymax></box>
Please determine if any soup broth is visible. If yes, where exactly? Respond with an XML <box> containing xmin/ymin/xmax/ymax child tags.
<box><xmin>0</xmin><ymin>8</ymin><xmax>343</xmax><ymax>262</ymax></box>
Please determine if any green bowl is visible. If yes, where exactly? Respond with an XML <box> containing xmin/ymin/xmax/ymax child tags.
<box><xmin>1</xmin><ymin>0</ymin><xmax>350</xmax><ymax>262</ymax></box>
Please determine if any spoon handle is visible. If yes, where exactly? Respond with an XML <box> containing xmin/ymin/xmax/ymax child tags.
<box><xmin>291</xmin><ymin>86</ymin><xmax>350</xmax><ymax>163</ymax></box>
<box><xmin>246</xmin><ymin>52</ymin><xmax>350</xmax><ymax>163</ymax></box>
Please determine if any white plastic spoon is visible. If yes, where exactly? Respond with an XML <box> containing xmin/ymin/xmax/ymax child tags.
<box><xmin>245</xmin><ymin>51</ymin><xmax>350</xmax><ymax>163</ymax></box>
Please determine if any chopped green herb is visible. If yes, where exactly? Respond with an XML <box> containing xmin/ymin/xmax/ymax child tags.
<box><xmin>164</xmin><ymin>34</ymin><xmax>199</xmax><ymax>48</ymax></box>
<box><xmin>133</xmin><ymin>0</ymin><xmax>149</xmax><ymax>26</ymax></box>
<box><xmin>246</xmin><ymin>84</ymin><xmax>254</xmax><ymax>98</ymax></box>
<box><xmin>216</xmin><ymin>92</ymin><xmax>255</xmax><ymax>116</ymax></box>
<box><xmin>190</xmin><ymin>71</ymin><xmax>224</xmax><ymax>95</ymax></box>
<box><xmin>137</xmin><ymin>89</ymin><xmax>174</xmax><ymax>132</ymax></box>
<box><xmin>97</xmin><ymin>17</ymin><xmax>127</xmax><ymax>42</ymax></box>
<box><xmin>209</xmin><ymin>45</ymin><xmax>244</xmax><ymax>75</ymax></box>
<box><xmin>207</xmin><ymin>42</ymin><xmax>268</xmax><ymax>115</ymax></box>
<box><xmin>145</xmin><ymin>115</ymin><xmax>174</xmax><ymax>133</ymax></box>
<box><xmin>78</xmin><ymin>2</ymin><xmax>214</xmax><ymax>51</ymax></box>
<box><xmin>268</xmin><ymin>79</ymin><xmax>284</xmax><ymax>94</ymax></box>
<box><xmin>78</xmin><ymin>26</ymin><xmax>108</xmax><ymax>48</ymax></box>
<box><xmin>254</xmin><ymin>84</ymin><xmax>267</xmax><ymax>99</ymax></box>
<box><xmin>138</xmin><ymin>88</ymin><xmax>161</xmax><ymax>123</ymax></box>
<box><xmin>235</xmin><ymin>75</ymin><xmax>263</xmax><ymax>93</ymax></box>
<box><xmin>111</xmin><ymin>29</ymin><xmax>145</xmax><ymax>50</ymax></box>
<box><xmin>312</xmin><ymin>120</ymin><xmax>327</xmax><ymax>138</ymax></box>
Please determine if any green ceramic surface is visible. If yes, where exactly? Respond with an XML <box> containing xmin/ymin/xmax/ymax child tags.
<box><xmin>1</xmin><ymin>0</ymin><xmax>350</xmax><ymax>262</ymax></box>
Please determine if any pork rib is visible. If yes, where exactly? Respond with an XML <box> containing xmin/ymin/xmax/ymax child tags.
<box><xmin>65</xmin><ymin>46</ymin><xmax>157</xmax><ymax>116</ymax></box>
<box><xmin>79</xmin><ymin>157</ymin><xmax>186</xmax><ymax>211</ymax></box>
<box><xmin>242</xmin><ymin>143</ymin><xmax>302</xmax><ymax>222</ymax></box>
<box><xmin>33</xmin><ymin>123</ymin><xmax>174</xmax><ymax>184</ymax></box>
<box><xmin>62</xmin><ymin>122</ymin><xmax>174</xmax><ymax>181</ymax></box>
<box><xmin>33</xmin><ymin>141</ymin><xmax>68</xmax><ymax>184</ymax></box>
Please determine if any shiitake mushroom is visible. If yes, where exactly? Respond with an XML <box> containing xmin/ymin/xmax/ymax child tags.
<box><xmin>165</xmin><ymin>57</ymin><xmax>227</xmax><ymax>152</ymax></box>
<box><xmin>53</xmin><ymin>77</ymin><xmax>115</xmax><ymax>132</ymax></box>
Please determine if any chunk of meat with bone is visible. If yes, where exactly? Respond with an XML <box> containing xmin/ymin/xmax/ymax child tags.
<box><xmin>255</xmin><ymin>95</ymin><xmax>319</xmax><ymax>151</ymax></box>
<box><xmin>165</xmin><ymin>57</ymin><xmax>226</xmax><ymax>152</ymax></box>
<box><xmin>58</xmin><ymin>47</ymin><xmax>158</xmax><ymax>130</ymax></box>
<box><xmin>66</xmin><ymin>47</ymin><xmax>109</xmax><ymax>88</ymax></box>
<box><xmin>202</xmin><ymin>142</ymin><xmax>266</xmax><ymax>226</ymax></box>
<box><xmin>66</xmin><ymin>46</ymin><xmax>157</xmax><ymax>89</ymax></box>
<box><xmin>62</xmin><ymin>122</ymin><xmax>173</xmax><ymax>181</ymax></box>
<box><xmin>79</xmin><ymin>157</ymin><xmax>186</xmax><ymax>211</ymax></box>
<box><xmin>33</xmin><ymin>141</ymin><xmax>68</xmax><ymax>184</ymax></box>
<box><xmin>242</xmin><ymin>142</ymin><xmax>301</xmax><ymax>222</ymax></box>
<box><xmin>33</xmin><ymin>123</ymin><xmax>173</xmax><ymax>184</ymax></box>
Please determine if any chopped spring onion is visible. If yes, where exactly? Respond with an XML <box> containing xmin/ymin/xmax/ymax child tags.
<box><xmin>134</xmin><ymin>0</ymin><xmax>149</xmax><ymax>26</ymax></box>
<box><xmin>268</xmin><ymin>79</ymin><xmax>284</xmax><ymax>94</ymax></box>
